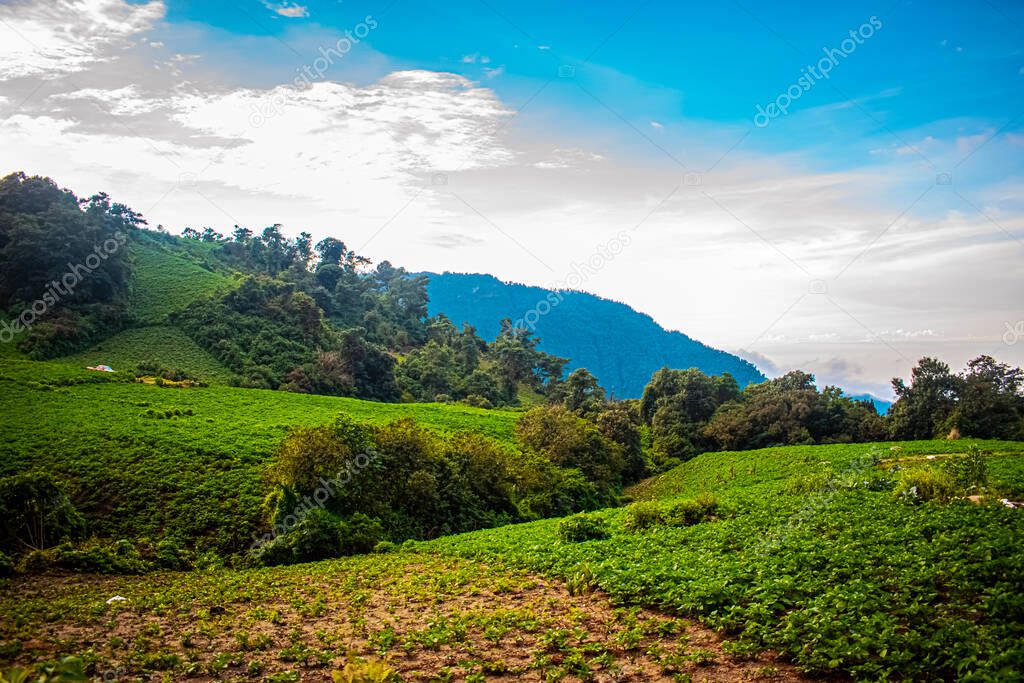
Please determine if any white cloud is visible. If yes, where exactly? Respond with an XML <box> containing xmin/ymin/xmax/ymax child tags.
<box><xmin>53</xmin><ymin>85</ymin><xmax>164</xmax><ymax>115</ymax></box>
<box><xmin>0</xmin><ymin>0</ymin><xmax>164</xmax><ymax>79</ymax></box>
<box><xmin>649</xmin><ymin>120</ymin><xmax>663</xmax><ymax>130</ymax></box>
<box><xmin>532</xmin><ymin>147</ymin><xmax>605</xmax><ymax>169</ymax></box>
<box><xmin>261</xmin><ymin>1</ymin><xmax>308</xmax><ymax>18</ymax></box>
<box><xmin>875</xmin><ymin>329</ymin><xmax>940</xmax><ymax>341</ymax></box>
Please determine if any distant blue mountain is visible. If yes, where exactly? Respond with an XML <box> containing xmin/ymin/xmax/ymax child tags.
<box><xmin>425</xmin><ymin>272</ymin><xmax>766</xmax><ymax>399</ymax></box>
<box><xmin>846</xmin><ymin>393</ymin><xmax>892</xmax><ymax>415</ymax></box>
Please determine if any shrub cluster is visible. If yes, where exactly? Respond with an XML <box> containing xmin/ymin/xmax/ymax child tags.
<box><xmin>622</xmin><ymin>495</ymin><xmax>719</xmax><ymax>532</ymax></box>
<box><xmin>557</xmin><ymin>513</ymin><xmax>610</xmax><ymax>542</ymax></box>
<box><xmin>250</xmin><ymin>413</ymin><xmax>628</xmax><ymax>566</ymax></box>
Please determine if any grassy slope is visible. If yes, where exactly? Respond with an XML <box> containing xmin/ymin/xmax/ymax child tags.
<box><xmin>0</xmin><ymin>359</ymin><xmax>520</xmax><ymax>553</ymax></box>
<box><xmin>126</xmin><ymin>235</ymin><xmax>235</xmax><ymax>325</ymax></box>
<box><xmin>45</xmin><ymin>234</ymin><xmax>239</xmax><ymax>381</ymax></box>
<box><xmin>57</xmin><ymin>326</ymin><xmax>237</xmax><ymax>383</ymax></box>
<box><xmin>624</xmin><ymin>439</ymin><xmax>1024</xmax><ymax>501</ymax></box>
<box><xmin>422</xmin><ymin>440</ymin><xmax>1024</xmax><ymax>679</ymax></box>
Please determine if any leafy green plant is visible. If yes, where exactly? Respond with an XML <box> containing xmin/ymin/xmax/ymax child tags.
<box><xmin>331</xmin><ymin>654</ymin><xmax>398</xmax><ymax>683</ymax></box>
<box><xmin>893</xmin><ymin>467</ymin><xmax>956</xmax><ymax>503</ymax></box>
<box><xmin>622</xmin><ymin>501</ymin><xmax>664</xmax><ymax>531</ymax></box>
<box><xmin>557</xmin><ymin>513</ymin><xmax>610</xmax><ymax>542</ymax></box>
<box><xmin>943</xmin><ymin>444</ymin><xmax>989</xmax><ymax>493</ymax></box>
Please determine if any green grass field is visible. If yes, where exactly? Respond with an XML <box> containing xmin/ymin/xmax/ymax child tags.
<box><xmin>56</xmin><ymin>325</ymin><xmax>237</xmax><ymax>383</ymax></box>
<box><xmin>126</xmin><ymin>235</ymin><xmax>236</xmax><ymax>324</ymax></box>
<box><xmin>0</xmin><ymin>359</ymin><xmax>520</xmax><ymax>554</ymax></box>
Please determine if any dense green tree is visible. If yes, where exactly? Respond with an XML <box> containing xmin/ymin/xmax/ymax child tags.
<box><xmin>0</xmin><ymin>173</ymin><xmax>136</xmax><ymax>310</ymax></box>
<box><xmin>396</xmin><ymin>340</ymin><xmax>459</xmax><ymax>401</ymax></box>
<box><xmin>551</xmin><ymin>368</ymin><xmax>606</xmax><ymax>415</ymax></box>
<box><xmin>516</xmin><ymin>405</ymin><xmax>624</xmax><ymax>494</ymax></box>
<box><xmin>952</xmin><ymin>356</ymin><xmax>1024</xmax><ymax>439</ymax></box>
<box><xmin>596</xmin><ymin>401</ymin><xmax>646</xmax><ymax>483</ymax></box>
<box><xmin>888</xmin><ymin>358</ymin><xmax>962</xmax><ymax>439</ymax></box>
<box><xmin>702</xmin><ymin>371</ymin><xmax>883</xmax><ymax>451</ymax></box>
<box><xmin>640</xmin><ymin>368</ymin><xmax>740</xmax><ymax>463</ymax></box>
<box><xmin>0</xmin><ymin>472</ymin><xmax>86</xmax><ymax>553</ymax></box>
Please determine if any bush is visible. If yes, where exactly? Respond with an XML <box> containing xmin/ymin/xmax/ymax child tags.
<box><xmin>0</xmin><ymin>550</ymin><xmax>13</xmax><ymax>577</ymax></box>
<box><xmin>623</xmin><ymin>495</ymin><xmax>719</xmax><ymax>532</ymax></box>
<box><xmin>0</xmin><ymin>472</ymin><xmax>86</xmax><ymax>555</ymax></box>
<box><xmin>943</xmin><ymin>445</ymin><xmax>989</xmax><ymax>493</ymax></box>
<box><xmin>21</xmin><ymin>539</ymin><xmax>151</xmax><ymax>574</ymax></box>
<box><xmin>557</xmin><ymin>513</ymin><xmax>610</xmax><ymax>542</ymax></box>
<box><xmin>338</xmin><ymin>513</ymin><xmax>384</xmax><ymax>555</ymax></box>
<box><xmin>893</xmin><ymin>468</ymin><xmax>956</xmax><ymax>504</ymax></box>
<box><xmin>622</xmin><ymin>501</ymin><xmax>664</xmax><ymax>532</ymax></box>
<box><xmin>785</xmin><ymin>472</ymin><xmax>835</xmax><ymax>494</ymax></box>
<box><xmin>517</xmin><ymin>467</ymin><xmax>605</xmax><ymax>519</ymax></box>
<box><xmin>373</xmin><ymin>541</ymin><xmax>397</xmax><ymax>554</ymax></box>
<box><xmin>461</xmin><ymin>394</ymin><xmax>493</xmax><ymax>409</ymax></box>
<box><xmin>286</xmin><ymin>509</ymin><xmax>343</xmax><ymax>563</ymax></box>
<box><xmin>154</xmin><ymin>540</ymin><xmax>190</xmax><ymax>570</ymax></box>
<box><xmin>663</xmin><ymin>494</ymin><xmax>719</xmax><ymax>526</ymax></box>
<box><xmin>254</xmin><ymin>509</ymin><xmax>342</xmax><ymax>566</ymax></box>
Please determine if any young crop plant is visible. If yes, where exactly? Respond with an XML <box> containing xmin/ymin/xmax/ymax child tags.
<box><xmin>556</xmin><ymin>513</ymin><xmax>611</xmax><ymax>542</ymax></box>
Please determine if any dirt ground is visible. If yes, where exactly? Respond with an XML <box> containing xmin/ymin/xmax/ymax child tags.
<box><xmin>2</xmin><ymin>557</ymin><xmax>809</xmax><ymax>682</ymax></box>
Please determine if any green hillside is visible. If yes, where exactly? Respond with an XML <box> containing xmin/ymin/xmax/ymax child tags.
<box><xmin>0</xmin><ymin>359</ymin><xmax>520</xmax><ymax>555</ymax></box>
<box><xmin>3</xmin><ymin>173</ymin><xmax>1024</xmax><ymax>683</ymax></box>
<box><xmin>58</xmin><ymin>326</ymin><xmax>237</xmax><ymax>383</ymax></box>
<box><xmin>126</xmin><ymin>233</ymin><xmax>236</xmax><ymax>324</ymax></box>
<box><xmin>47</xmin><ymin>233</ymin><xmax>241</xmax><ymax>381</ymax></box>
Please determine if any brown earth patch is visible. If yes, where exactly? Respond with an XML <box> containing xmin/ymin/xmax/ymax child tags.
<box><xmin>1</xmin><ymin>555</ymin><xmax>807</xmax><ymax>682</ymax></box>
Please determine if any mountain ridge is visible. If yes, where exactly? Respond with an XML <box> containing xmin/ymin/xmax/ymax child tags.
<box><xmin>425</xmin><ymin>271</ymin><xmax>766</xmax><ymax>399</ymax></box>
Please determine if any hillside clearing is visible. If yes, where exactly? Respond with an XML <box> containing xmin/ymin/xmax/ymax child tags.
<box><xmin>56</xmin><ymin>325</ymin><xmax>237</xmax><ymax>383</ymax></box>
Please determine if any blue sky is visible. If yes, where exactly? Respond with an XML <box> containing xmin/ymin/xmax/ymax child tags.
<box><xmin>161</xmin><ymin>0</ymin><xmax>1024</xmax><ymax>132</ymax></box>
<box><xmin>1</xmin><ymin>0</ymin><xmax>1022</xmax><ymax>397</ymax></box>
<box><xmin>146</xmin><ymin>0</ymin><xmax>1024</xmax><ymax>207</ymax></box>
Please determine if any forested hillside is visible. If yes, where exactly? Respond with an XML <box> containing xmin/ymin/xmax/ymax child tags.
<box><xmin>426</xmin><ymin>272</ymin><xmax>765</xmax><ymax>398</ymax></box>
